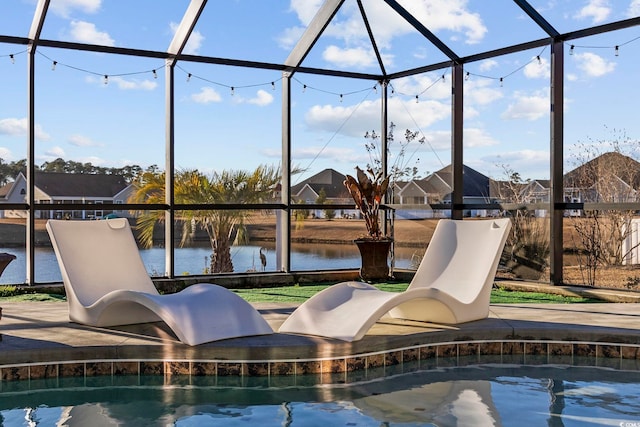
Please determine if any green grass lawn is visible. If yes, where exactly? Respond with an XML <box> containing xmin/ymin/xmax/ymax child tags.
<box><xmin>0</xmin><ymin>283</ymin><xmax>600</xmax><ymax>304</ymax></box>
<box><xmin>233</xmin><ymin>283</ymin><xmax>600</xmax><ymax>304</ymax></box>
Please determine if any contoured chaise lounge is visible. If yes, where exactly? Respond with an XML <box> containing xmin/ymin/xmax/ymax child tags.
<box><xmin>279</xmin><ymin>218</ymin><xmax>511</xmax><ymax>342</ymax></box>
<box><xmin>46</xmin><ymin>218</ymin><xmax>273</xmax><ymax>346</ymax></box>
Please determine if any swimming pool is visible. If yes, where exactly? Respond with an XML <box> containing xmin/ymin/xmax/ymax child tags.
<box><xmin>1</xmin><ymin>365</ymin><xmax>639</xmax><ymax>426</ymax></box>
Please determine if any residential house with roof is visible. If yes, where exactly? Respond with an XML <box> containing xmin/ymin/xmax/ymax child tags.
<box><xmin>563</xmin><ymin>152</ymin><xmax>640</xmax><ymax>204</ymax></box>
<box><xmin>291</xmin><ymin>168</ymin><xmax>353</xmax><ymax>218</ymax></box>
<box><xmin>394</xmin><ymin>164</ymin><xmax>498</xmax><ymax>218</ymax></box>
<box><xmin>0</xmin><ymin>171</ymin><xmax>134</xmax><ymax>219</ymax></box>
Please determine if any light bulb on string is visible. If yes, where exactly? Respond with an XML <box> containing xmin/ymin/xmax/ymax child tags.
<box><xmin>302</xmin><ymin>84</ymin><xmax>306</xmax><ymax>93</ymax></box>
<box><xmin>570</xmin><ymin>45</ymin><xmax>574</xmax><ymax>55</ymax></box>
<box><xmin>231</xmin><ymin>86</ymin><xmax>235</xmax><ymax>96</ymax></box>
<box><xmin>499</xmin><ymin>77</ymin><xmax>503</xmax><ymax>87</ymax></box>
<box><xmin>51</xmin><ymin>61</ymin><xmax>57</xmax><ymax>71</ymax></box>
<box><xmin>441</xmin><ymin>74</ymin><xmax>446</xmax><ymax>83</ymax></box>
<box><xmin>373</xmin><ymin>85</ymin><xmax>377</xmax><ymax>94</ymax></box>
<box><xmin>103</xmin><ymin>75</ymin><xmax>108</xmax><ymax>85</ymax></box>
<box><xmin>615</xmin><ymin>46</ymin><xmax>619</xmax><ymax>56</ymax></box>
<box><xmin>10</xmin><ymin>54</ymin><xmax>14</xmax><ymax>64</ymax></box>
<box><xmin>415</xmin><ymin>95</ymin><xmax>419</xmax><ymax>103</ymax></box>
<box><xmin>465</xmin><ymin>72</ymin><xmax>470</xmax><ymax>81</ymax></box>
<box><xmin>536</xmin><ymin>55</ymin><xmax>541</xmax><ymax>64</ymax></box>
<box><xmin>339</xmin><ymin>94</ymin><xmax>343</xmax><ymax>103</ymax></box>
<box><xmin>187</xmin><ymin>73</ymin><xmax>191</xmax><ymax>82</ymax></box>
<box><xmin>152</xmin><ymin>69</ymin><xmax>157</xmax><ymax>79</ymax></box>
<box><xmin>271</xmin><ymin>81</ymin><xmax>275</xmax><ymax>90</ymax></box>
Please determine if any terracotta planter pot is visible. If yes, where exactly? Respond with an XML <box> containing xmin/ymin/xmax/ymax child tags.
<box><xmin>354</xmin><ymin>238</ymin><xmax>392</xmax><ymax>281</ymax></box>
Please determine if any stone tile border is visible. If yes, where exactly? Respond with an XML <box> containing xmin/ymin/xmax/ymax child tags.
<box><xmin>2</xmin><ymin>339</ymin><xmax>640</xmax><ymax>388</ymax></box>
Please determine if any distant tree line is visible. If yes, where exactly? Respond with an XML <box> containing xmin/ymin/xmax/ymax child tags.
<box><xmin>0</xmin><ymin>157</ymin><xmax>157</xmax><ymax>186</ymax></box>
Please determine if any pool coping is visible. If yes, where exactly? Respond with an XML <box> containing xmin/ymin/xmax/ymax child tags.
<box><xmin>1</xmin><ymin>301</ymin><xmax>640</xmax><ymax>384</ymax></box>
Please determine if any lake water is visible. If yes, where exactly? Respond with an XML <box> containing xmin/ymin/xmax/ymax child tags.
<box><xmin>0</xmin><ymin>243</ymin><xmax>422</xmax><ymax>284</ymax></box>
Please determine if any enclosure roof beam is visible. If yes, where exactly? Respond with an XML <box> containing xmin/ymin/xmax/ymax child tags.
<box><xmin>167</xmin><ymin>0</ymin><xmax>207</xmax><ymax>59</ymax></box>
<box><xmin>28</xmin><ymin>0</ymin><xmax>50</xmax><ymax>46</ymax></box>
<box><xmin>383</xmin><ymin>0</ymin><xmax>459</xmax><ymax>62</ymax></box>
<box><xmin>357</xmin><ymin>0</ymin><xmax>387</xmax><ymax>77</ymax></box>
<box><xmin>512</xmin><ymin>0</ymin><xmax>560</xmax><ymax>37</ymax></box>
<box><xmin>284</xmin><ymin>0</ymin><xmax>345</xmax><ymax>72</ymax></box>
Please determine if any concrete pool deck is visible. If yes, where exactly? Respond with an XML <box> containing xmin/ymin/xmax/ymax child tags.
<box><xmin>1</xmin><ymin>290</ymin><xmax>640</xmax><ymax>383</ymax></box>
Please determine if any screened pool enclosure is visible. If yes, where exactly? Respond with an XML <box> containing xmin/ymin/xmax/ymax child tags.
<box><xmin>1</xmin><ymin>0</ymin><xmax>640</xmax><ymax>286</ymax></box>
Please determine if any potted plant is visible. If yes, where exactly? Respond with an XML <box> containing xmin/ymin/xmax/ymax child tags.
<box><xmin>344</xmin><ymin>166</ymin><xmax>392</xmax><ymax>280</ymax></box>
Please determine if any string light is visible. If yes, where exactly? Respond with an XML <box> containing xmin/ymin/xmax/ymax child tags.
<box><xmin>499</xmin><ymin>77</ymin><xmax>503</xmax><ymax>87</ymax></box>
<box><xmin>373</xmin><ymin>85</ymin><xmax>377</xmax><ymax>94</ymax></box>
<box><xmin>302</xmin><ymin>84</ymin><xmax>306</xmax><ymax>93</ymax></box>
<box><xmin>339</xmin><ymin>94</ymin><xmax>343</xmax><ymax>103</ymax></box>
<box><xmin>570</xmin><ymin>45</ymin><xmax>575</xmax><ymax>55</ymax></box>
<box><xmin>465</xmin><ymin>71</ymin><xmax>470</xmax><ymax>81</ymax></box>
<box><xmin>415</xmin><ymin>95</ymin><xmax>419</xmax><ymax>103</ymax></box>
<box><xmin>536</xmin><ymin>55</ymin><xmax>541</xmax><ymax>64</ymax></box>
<box><xmin>441</xmin><ymin>74</ymin><xmax>446</xmax><ymax>82</ymax></box>
<box><xmin>152</xmin><ymin>69</ymin><xmax>157</xmax><ymax>79</ymax></box>
<box><xmin>187</xmin><ymin>73</ymin><xmax>191</xmax><ymax>82</ymax></box>
<box><xmin>51</xmin><ymin>61</ymin><xmax>57</xmax><ymax>71</ymax></box>
<box><xmin>9</xmin><ymin>54</ymin><xmax>14</xmax><ymax>64</ymax></box>
<box><xmin>103</xmin><ymin>75</ymin><xmax>108</xmax><ymax>85</ymax></box>
<box><xmin>271</xmin><ymin>81</ymin><xmax>275</xmax><ymax>90</ymax></box>
<box><xmin>230</xmin><ymin>86</ymin><xmax>235</xmax><ymax>96</ymax></box>
<box><xmin>615</xmin><ymin>45</ymin><xmax>619</xmax><ymax>56</ymax></box>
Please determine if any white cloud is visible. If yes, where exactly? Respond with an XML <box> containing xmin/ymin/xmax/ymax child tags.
<box><xmin>304</xmin><ymin>97</ymin><xmax>449</xmax><ymax>139</ymax></box>
<box><xmin>479</xmin><ymin>59</ymin><xmax>498</xmax><ymax>72</ymax></box>
<box><xmin>322</xmin><ymin>45</ymin><xmax>377</xmax><ymax>68</ymax></box>
<box><xmin>246</xmin><ymin>89</ymin><xmax>274</xmax><ymax>106</ymax></box>
<box><xmin>408</xmin><ymin>0</ymin><xmax>487</xmax><ymax>44</ymax></box>
<box><xmin>482</xmin><ymin>149</ymin><xmax>549</xmax><ymax>178</ymax></box>
<box><xmin>628</xmin><ymin>0</ymin><xmax>640</xmax><ymax>17</ymax></box>
<box><xmin>283</xmin><ymin>0</ymin><xmax>487</xmax><ymax>62</ymax></box>
<box><xmin>77</xmin><ymin>155</ymin><xmax>105</xmax><ymax>165</ymax></box>
<box><xmin>464</xmin><ymin>128</ymin><xmax>500</xmax><ymax>148</ymax></box>
<box><xmin>68</xmin><ymin>134</ymin><xmax>101</xmax><ymax>147</ymax></box>
<box><xmin>464</xmin><ymin>79</ymin><xmax>503</xmax><ymax>106</ymax></box>
<box><xmin>169</xmin><ymin>22</ymin><xmax>204</xmax><ymax>55</ymax></box>
<box><xmin>50</xmin><ymin>0</ymin><xmax>101</xmax><ymax>18</ymax></box>
<box><xmin>191</xmin><ymin>87</ymin><xmax>222</xmax><ymax>104</ymax></box>
<box><xmin>0</xmin><ymin>118</ymin><xmax>51</xmax><ymax>141</ymax></box>
<box><xmin>573</xmin><ymin>52</ymin><xmax>616</xmax><ymax>77</ymax></box>
<box><xmin>0</xmin><ymin>147</ymin><xmax>11</xmax><ymax>160</ymax></box>
<box><xmin>574</xmin><ymin>0</ymin><xmax>611</xmax><ymax>23</ymax></box>
<box><xmin>69</xmin><ymin>20</ymin><xmax>114</xmax><ymax>46</ymax></box>
<box><xmin>84</xmin><ymin>75</ymin><xmax>157</xmax><ymax>90</ymax></box>
<box><xmin>276</xmin><ymin>26</ymin><xmax>306</xmax><ymax>50</ymax></box>
<box><xmin>289</xmin><ymin>0</ymin><xmax>324</xmax><ymax>25</ymax></box>
<box><xmin>524</xmin><ymin>56</ymin><xmax>550</xmax><ymax>79</ymax></box>
<box><xmin>501</xmin><ymin>91</ymin><xmax>549</xmax><ymax>121</ymax></box>
<box><xmin>110</xmin><ymin>76</ymin><xmax>157</xmax><ymax>90</ymax></box>
<box><xmin>392</xmin><ymin>74</ymin><xmax>450</xmax><ymax>100</ymax></box>
<box><xmin>46</xmin><ymin>146</ymin><xmax>66</xmax><ymax>158</ymax></box>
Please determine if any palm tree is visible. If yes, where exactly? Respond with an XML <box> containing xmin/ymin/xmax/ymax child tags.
<box><xmin>130</xmin><ymin>165</ymin><xmax>281</xmax><ymax>273</ymax></box>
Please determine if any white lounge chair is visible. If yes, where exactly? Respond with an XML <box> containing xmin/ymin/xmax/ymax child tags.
<box><xmin>279</xmin><ymin>218</ymin><xmax>511</xmax><ymax>342</ymax></box>
<box><xmin>46</xmin><ymin>218</ymin><xmax>273</xmax><ymax>346</ymax></box>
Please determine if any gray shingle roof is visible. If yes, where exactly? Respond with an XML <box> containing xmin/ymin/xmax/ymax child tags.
<box><xmin>35</xmin><ymin>172</ymin><xmax>128</xmax><ymax>198</ymax></box>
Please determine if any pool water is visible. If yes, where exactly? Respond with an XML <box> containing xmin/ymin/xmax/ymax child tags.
<box><xmin>1</xmin><ymin>365</ymin><xmax>640</xmax><ymax>426</ymax></box>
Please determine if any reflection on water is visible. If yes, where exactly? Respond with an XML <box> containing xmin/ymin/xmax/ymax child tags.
<box><xmin>0</xmin><ymin>243</ymin><xmax>422</xmax><ymax>284</ymax></box>
<box><xmin>1</xmin><ymin>366</ymin><xmax>639</xmax><ymax>426</ymax></box>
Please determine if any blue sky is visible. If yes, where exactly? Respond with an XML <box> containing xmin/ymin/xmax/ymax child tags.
<box><xmin>1</xmin><ymin>0</ymin><xmax>640</xmax><ymax>183</ymax></box>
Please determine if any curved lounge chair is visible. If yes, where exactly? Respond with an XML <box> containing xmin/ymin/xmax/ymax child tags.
<box><xmin>46</xmin><ymin>218</ymin><xmax>273</xmax><ymax>346</ymax></box>
<box><xmin>279</xmin><ymin>218</ymin><xmax>511</xmax><ymax>342</ymax></box>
